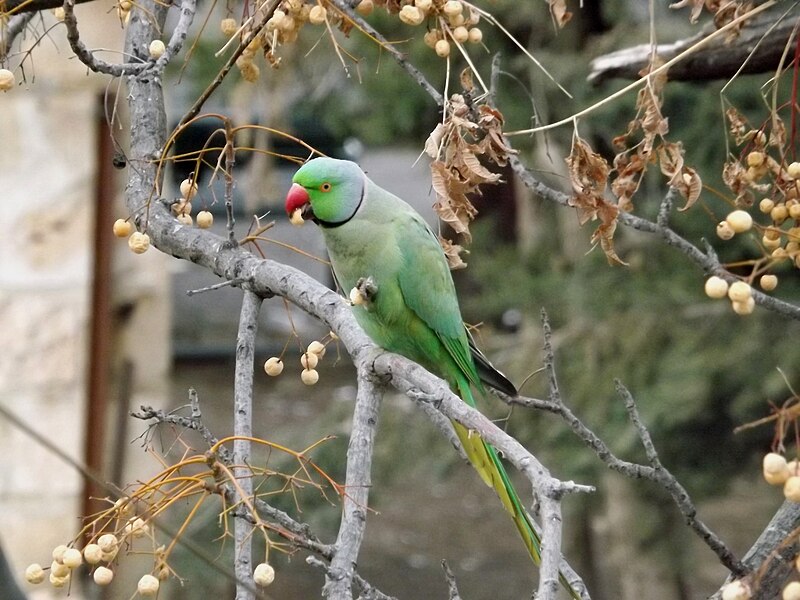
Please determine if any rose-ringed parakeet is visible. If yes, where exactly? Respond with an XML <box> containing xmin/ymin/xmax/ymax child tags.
<box><xmin>285</xmin><ymin>157</ymin><xmax>573</xmax><ymax>594</ymax></box>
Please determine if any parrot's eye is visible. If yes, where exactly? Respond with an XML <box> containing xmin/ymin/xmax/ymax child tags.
<box><xmin>320</xmin><ymin>182</ymin><xmax>332</xmax><ymax>192</ymax></box>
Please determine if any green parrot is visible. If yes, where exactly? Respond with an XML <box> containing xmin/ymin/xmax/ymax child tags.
<box><xmin>285</xmin><ymin>157</ymin><xmax>573</xmax><ymax>595</ymax></box>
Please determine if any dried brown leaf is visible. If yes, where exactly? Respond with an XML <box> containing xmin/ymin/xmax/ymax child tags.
<box><xmin>677</xmin><ymin>167</ymin><xmax>702</xmax><ymax>211</ymax></box>
<box><xmin>566</xmin><ymin>136</ymin><xmax>625</xmax><ymax>264</ymax></box>
<box><xmin>424</xmin><ymin>123</ymin><xmax>447</xmax><ymax>159</ymax></box>
<box><xmin>725</xmin><ymin>107</ymin><xmax>750</xmax><ymax>145</ymax></box>
<box><xmin>722</xmin><ymin>159</ymin><xmax>752</xmax><ymax>203</ymax></box>
<box><xmin>547</xmin><ymin>0</ymin><xmax>572</xmax><ymax>28</ymax></box>
<box><xmin>439</xmin><ymin>236</ymin><xmax>468</xmax><ymax>270</ymax></box>
<box><xmin>431</xmin><ymin>160</ymin><xmax>478</xmax><ymax>242</ymax></box>
<box><xmin>457</xmin><ymin>150</ymin><xmax>502</xmax><ymax>184</ymax></box>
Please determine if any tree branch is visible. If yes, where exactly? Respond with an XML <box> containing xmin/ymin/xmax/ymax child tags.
<box><xmin>323</xmin><ymin>368</ymin><xmax>385</xmax><ymax>599</ymax></box>
<box><xmin>233</xmin><ymin>290</ymin><xmax>261</xmax><ymax>600</ymax></box>
<box><xmin>588</xmin><ymin>5</ymin><xmax>800</xmax><ymax>85</ymax></box>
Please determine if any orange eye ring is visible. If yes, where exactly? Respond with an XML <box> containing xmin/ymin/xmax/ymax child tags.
<box><xmin>320</xmin><ymin>182</ymin><xmax>332</xmax><ymax>192</ymax></box>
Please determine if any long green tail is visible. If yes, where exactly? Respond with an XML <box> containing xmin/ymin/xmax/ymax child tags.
<box><xmin>454</xmin><ymin>381</ymin><xmax>580</xmax><ymax>599</ymax></box>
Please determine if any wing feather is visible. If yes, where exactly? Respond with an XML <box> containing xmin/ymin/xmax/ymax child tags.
<box><xmin>395</xmin><ymin>213</ymin><xmax>481</xmax><ymax>391</ymax></box>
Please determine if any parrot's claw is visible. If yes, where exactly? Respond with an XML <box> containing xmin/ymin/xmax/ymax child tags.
<box><xmin>349</xmin><ymin>277</ymin><xmax>378</xmax><ymax>307</ymax></box>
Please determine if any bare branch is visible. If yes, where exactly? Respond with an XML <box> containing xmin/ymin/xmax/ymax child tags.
<box><xmin>233</xmin><ymin>290</ymin><xmax>261</xmax><ymax>600</ymax></box>
<box><xmin>441</xmin><ymin>560</ymin><xmax>463</xmax><ymax>600</ymax></box>
<box><xmin>0</xmin><ymin>12</ymin><xmax>34</xmax><ymax>59</ymax></box>
<box><xmin>588</xmin><ymin>5</ymin><xmax>800</xmax><ymax>85</ymax></box>
<box><xmin>323</xmin><ymin>368</ymin><xmax>385</xmax><ymax>599</ymax></box>
<box><xmin>508</xmin><ymin>156</ymin><xmax>800</xmax><ymax>322</ymax></box>
<box><xmin>62</xmin><ymin>0</ymin><xmax>148</xmax><ymax>76</ymax></box>
<box><xmin>1</xmin><ymin>0</ymin><xmax>93</xmax><ymax>14</ymax></box>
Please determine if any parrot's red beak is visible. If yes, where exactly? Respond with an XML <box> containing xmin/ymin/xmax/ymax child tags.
<box><xmin>285</xmin><ymin>183</ymin><xmax>313</xmax><ymax>223</ymax></box>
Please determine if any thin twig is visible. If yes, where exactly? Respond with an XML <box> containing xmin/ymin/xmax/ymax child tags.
<box><xmin>441</xmin><ymin>560</ymin><xmax>462</xmax><ymax>600</ymax></box>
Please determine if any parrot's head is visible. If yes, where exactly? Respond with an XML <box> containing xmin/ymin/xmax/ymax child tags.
<box><xmin>285</xmin><ymin>157</ymin><xmax>366</xmax><ymax>227</ymax></box>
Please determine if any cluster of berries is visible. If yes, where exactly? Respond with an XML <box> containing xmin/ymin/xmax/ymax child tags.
<box><xmin>265</xmin><ymin>338</ymin><xmax>331</xmax><ymax>385</ymax></box>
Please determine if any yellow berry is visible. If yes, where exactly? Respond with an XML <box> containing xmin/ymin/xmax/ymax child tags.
<box><xmin>25</xmin><ymin>563</ymin><xmax>45</xmax><ymax>584</ymax></box>
<box><xmin>309</xmin><ymin>5</ymin><xmax>327</xmax><ymax>24</ymax></box>
<box><xmin>759</xmin><ymin>198</ymin><xmax>775</xmax><ymax>213</ymax></box>
<box><xmin>301</xmin><ymin>352</ymin><xmax>319</xmax><ymax>369</ymax></box>
<box><xmin>399</xmin><ymin>5</ymin><xmax>425</xmax><ymax>25</ymax></box>
<box><xmin>301</xmin><ymin>368</ymin><xmax>319</xmax><ymax>385</ymax></box>
<box><xmin>760</xmin><ymin>274</ymin><xmax>778</xmax><ymax>291</ymax></box>
<box><xmin>267</xmin><ymin>9</ymin><xmax>286</xmax><ymax>30</ymax></box>
<box><xmin>62</xmin><ymin>548</ymin><xmax>82</xmax><ymax>569</ymax></box>
<box><xmin>349</xmin><ymin>286</ymin><xmax>366</xmax><ymax>305</ymax></box>
<box><xmin>100</xmin><ymin>548</ymin><xmax>118</xmax><ymax>562</ymax></box>
<box><xmin>716</xmin><ymin>221</ymin><xmax>735</xmax><ymax>240</ymax></box>
<box><xmin>721</xmin><ymin>580</ymin><xmax>751</xmax><ymax>600</ymax></box>
<box><xmin>221</xmin><ymin>17</ymin><xmax>238</xmax><ymax>35</ymax></box>
<box><xmin>726</xmin><ymin>209</ymin><xmax>753</xmax><ymax>233</ymax></box>
<box><xmin>196</xmin><ymin>210</ymin><xmax>213</xmax><ymax>228</ymax></box>
<box><xmin>138</xmin><ymin>573</ymin><xmax>160</xmax><ymax>596</ymax></box>
<box><xmin>97</xmin><ymin>534</ymin><xmax>119</xmax><ymax>553</ymax></box>
<box><xmin>264</xmin><ymin>357</ymin><xmax>284</xmax><ymax>376</ymax></box>
<box><xmin>177</xmin><ymin>213</ymin><xmax>193</xmax><ymax>226</ymax></box>
<box><xmin>731</xmin><ymin>296</ymin><xmax>755</xmax><ymax>315</ymax></box>
<box><xmin>772</xmin><ymin>205</ymin><xmax>789</xmax><ymax>223</ymax></box>
<box><xmin>784</xmin><ymin>581</ymin><xmax>800</xmax><ymax>600</ymax></box>
<box><xmin>785</xmin><ymin>476</ymin><xmax>800</xmax><ymax>501</ymax></box>
<box><xmin>764</xmin><ymin>452</ymin><xmax>790</xmax><ymax>485</ymax></box>
<box><xmin>125</xmin><ymin>517</ymin><xmax>149</xmax><ymax>538</ymax></box>
<box><xmin>94</xmin><ymin>566</ymin><xmax>114</xmax><ymax>586</ymax></box>
<box><xmin>50</xmin><ymin>572</ymin><xmax>70</xmax><ymax>588</ymax></box>
<box><xmin>468</xmin><ymin>27</ymin><xmax>483</xmax><ymax>43</ymax></box>
<box><xmin>113</xmin><ymin>218</ymin><xmax>133</xmax><ymax>238</ymax></box>
<box><xmin>356</xmin><ymin>0</ymin><xmax>373</xmax><ymax>16</ymax></box>
<box><xmin>423</xmin><ymin>29</ymin><xmax>441</xmax><ymax>48</ymax></box>
<box><xmin>790</xmin><ymin>203</ymin><xmax>800</xmax><ymax>219</ymax></box>
<box><xmin>435</xmin><ymin>39</ymin><xmax>451</xmax><ymax>58</ymax></box>
<box><xmin>704</xmin><ymin>276</ymin><xmax>729</xmax><ymax>299</ymax></box>
<box><xmin>290</xmin><ymin>208</ymin><xmax>305</xmax><ymax>226</ymax></box>
<box><xmin>727</xmin><ymin>281</ymin><xmax>752</xmax><ymax>302</ymax></box>
<box><xmin>51</xmin><ymin>560</ymin><xmax>70</xmax><ymax>578</ymax></box>
<box><xmin>443</xmin><ymin>0</ymin><xmax>463</xmax><ymax>17</ymax></box>
<box><xmin>238</xmin><ymin>60</ymin><xmax>260</xmax><ymax>82</ymax></box>
<box><xmin>254</xmin><ymin>562</ymin><xmax>275</xmax><ymax>586</ymax></box>
<box><xmin>180</xmin><ymin>178</ymin><xmax>198</xmax><ymax>200</ymax></box>
<box><xmin>0</xmin><ymin>69</ymin><xmax>15</xmax><ymax>92</ymax></box>
<box><xmin>52</xmin><ymin>544</ymin><xmax>69</xmax><ymax>563</ymax></box>
<box><xmin>746</xmin><ymin>151</ymin><xmax>765</xmax><ymax>167</ymax></box>
<box><xmin>763</xmin><ymin>235</ymin><xmax>782</xmax><ymax>250</ymax></box>
<box><xmin>765</xmin><ymin>452</ymin><xmax>788</xmax><ymax>473</ymax></box>
<box><xmin>83</xmin><ymin>544</ymin><xmax>103</xmax><ymax>565</ymax></box>
<box><xmin>307</xmin><ymin>340</ymin><xmax>326</xmax><ymax>357</ymax></box>
<box><xmin>52</xmin><ymin>6</ymin><xmax>65</xmax><ymax>20</ymax></box>
<box><xmin>448</xmin><ymin>13</ymin><xmax>465</xmax><ymax>26</ymax></box>
<box><xmin>149</xmin><ymin>39</ymin><xmax>166</xmax><ymax>59</ymax></box>
<box><xmin>452</xmin><ymin>25</ymin><xmax>469</xmax><ymax>42</ymax></box>
<box><xmin>788</xmin><ymin>162</ymin><xmax>800</xmax><ymax>179</ymax></box>
<box><xmin>414</xmin><ymin>0</ymin><xmax>432</xmax><ymax>11</ymax></box>
<box><xmin>173</xmin><ymin>199</ymin><xmax>192</xmax><ymax>215</ymax></box>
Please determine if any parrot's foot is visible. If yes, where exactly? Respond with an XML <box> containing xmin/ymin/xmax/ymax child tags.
<box><xmin>349</xmin><ymin>276</ymin><xmax>377</xmax><ymax>306</ymax></box>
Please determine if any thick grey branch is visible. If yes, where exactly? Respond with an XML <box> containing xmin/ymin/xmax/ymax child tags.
<box><xmin>233</xmin><ymin>290</ymin><xmax>261</xmax><ymax>600</ymax></box>
<box><xmin>588</xmin><ymin>5</ymin><xmax>800</xmax><ymax>85</ymax></box>
<box><xmin>323</xmin><ymin>369</ymin><xmax>384</xmax><ymax>599</ymax></box>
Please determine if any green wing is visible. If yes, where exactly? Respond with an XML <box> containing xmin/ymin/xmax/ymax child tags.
<box><xmin>394</xmin><ymin>212</ymin><xmax>481</xmax><ymax>394</ymax></box>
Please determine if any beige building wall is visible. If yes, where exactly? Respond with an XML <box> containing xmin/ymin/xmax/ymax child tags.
<box><xmin>0</xmin><ymin>4</ymin><xmax>171</xmax><ymax>597</ymax></box>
